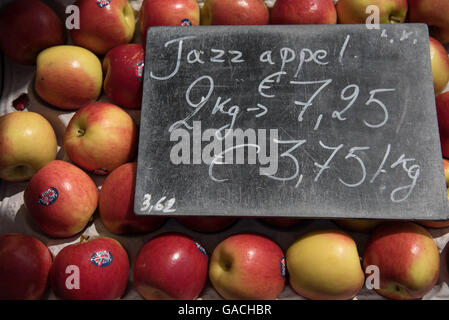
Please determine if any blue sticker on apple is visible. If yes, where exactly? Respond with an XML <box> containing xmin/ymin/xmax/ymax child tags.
<box><xmin>90</xmin><ymin>250</ymin><xmax>113</xmax><ymax>267</ymax></box>
<box><xmin>96</xmin><ymin>0</ymin><xmax>111</xmax><ymax>8</ymax></box>
<box><xmin>280</xmin><ymin>256</ymin><xmax>286</xmax><ymax>278</ymax></box>
<box><xmin>38</xmin><ymin>187</ymin><xmax>59</xmax><ymax>206</ymax></box>
<box><xmin>193</xmin><ymin>240</ymin><xmax>207</xmax><ymax>255</ymax></box>
<box><xmin>136</xmin><ymin>62</ymin><xmax>144</xmax><ymax>81</ymax></box>
<box><xmin>180</xmin><ymin>19</ymin><xmax>192</xmax><ymax>26</ymax></box>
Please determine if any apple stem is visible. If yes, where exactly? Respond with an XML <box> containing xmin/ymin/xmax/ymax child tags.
<box><xmin>77</xmin><ymin>129</ymin><xmax>85</xmax><ymax>136</ymax></box>
<box><xmin>80</xmin><ymin>234</ymin><xmax>90</xmax><ymax>243</ymax></box>
<box><xmin>390</xmin><ymin>16</ymin><xmax>402</xmax><ymax>24</ymax></box>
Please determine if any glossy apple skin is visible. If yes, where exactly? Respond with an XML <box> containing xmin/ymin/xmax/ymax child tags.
<box><xmin>209</xmin><ymin>233</ymin><xmax>285</xmax><ymax>300</ymax></box>
<box><xmin>436</xmin><ymin>92</ymin><xmax>449</xmax><ymax>158</ymax></box>
<box><xmin>336</xmin><ymin>0</ymin><xmax>408</xmax><ymax>24</ymax></box>
<box><xmin>24</xmin><ymin>160</ymin><xmax>99</xmax><ymax>238</ymax></box>
<box><xmin>70</xmin><ymin>0</ymin><xmax>135</xmax><ymax>55</ymax></box>
<box><xmin>139</xmin><ymin>0</ymin><xmax>199</xmax><ymax>40</ymax></box>
<box><xmin>271</xmin><ymin>0</ymin><xmax>337</xmax><ymax>25</ymax></box>
<box><xmin>64</xmin><ymin>102</ymin><xmax>138</xmax><ymax>175</ymax></box>
<box><xmin>134</xmin><ymin>233</ymin><xmax>208</xmax><ymax>300</ymax></box>
<box><xmin>103</xmin><ymin>44</ymin><xmax>145</xmax><ymax>109</ymax></box>
<box><xmin>35</xmin><ymin>45</ymin><xmax>103</xmax><ymax>110</ymax></box>
<box><xmin>363</xmin><ymin>222</ymin><xmax>440</xmax><ymax>300</ymax></box>
<box><xmin>201</xmin><ymin>0</ymin><xmax>269</xmax><ymax>25</ymax></box>
<box><xmin>334</xmin><ymin>219</ymin><xmax>381</xmax><ymax>233</ymax></box>
<box><xmin>50</xmin><ymin>237</ymin><xmax>129</xmax><ymax>300</ymax></box>
<box><xmin>429</xmin><ymin>37</ymin><xmax>449</xmax><ymax>95</ymax></box>
<box><xmin>408</xmin><ymin>0</ymin><xmax>449</xmax><ymax>44</ymax></box>
<box><xmin>0</xmin><ymin>0</ymin><xmax>64</xmax><ymax>65</ymax></box>
<box><xmin>0</xmin><ymin>111</ymin><xmax>57</xmax><ymax>182</ymax></box>
<box><xmin>0</xmin><ymin>233</ymin><xmax>52</xmax><ymax>300</ymax></box>
<box><xmin>99</xmin><ymin>162</ymin><xmax>166</xmax><ymax>234</ymax></box>
<box><xmin>260</xmin><ymin>217</ymin><xmax>302</xmax><ymax>228</ymax></box>
<box><xmin>287</xmin><ymin>229</ymin><xmax>364</xmax><ymax>300</ymax></box>
<box><xmin>176</xmin><ymin>216</ymin><xmax>238</xmax><ymax>233</ymax></box>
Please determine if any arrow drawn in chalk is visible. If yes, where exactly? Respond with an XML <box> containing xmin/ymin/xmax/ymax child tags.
<box><xmin>247</xmin><ymin>103</ymin><xmax>268</xmax><ymax>118</ymax></box>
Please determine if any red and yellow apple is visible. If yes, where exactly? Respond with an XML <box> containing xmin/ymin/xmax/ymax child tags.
<box><xmin>429</xmin><ymin>37</ymin><xmax>449</xmax><ymax>96</ymax></box>
<box><xmin>24</xmin><ymin>160</ymin><xmax>98</xmax><ymax>238</ymax></box>
<box><xmin>50</xmin><ymin>237</ymin><xmax>129</xmax><ymax>300</ymax></box>
<box><xmin>201</xmin><ymin>0</ymin><xmax>269</xmax><ymax>26</ymax></box>
<box><xmin>99</xmin><ymin>162</ymin><xmax>166</xmax><ymax>234</ymax></box>
<box><xmin>336</xmin><ymin>0</ymin><xmax>408</xmax><ymax>24</ymax></box>
<box><xmin>408</xmin><ymin>0</ymin><xmax>449</xmax><ymax>44</ymax></box>
<box><xmin>271</xmin><ymin>0</ymin><xmax>337</xmax><ymax>25</ymax></box>
<box><xmin>64</xmin><ymin>102</ymin><xmax>138</xmax><ymax>175</ymax></box>
<box><xmin>209</xmin><ymin>233</ymin><xmax>285</xmax><ymax>300</ymax></box>
<box><xmin>139</xmin><ymin>0</ymin><xmax>200</xmax><ymax>41</ymax></box>
<box><xmin>334</xmin><ymin>219</ymin><xmax>382</xmax><ymax>233</ymax></box>
<box><xmin>0</xmin><ymin>111</ymin><xmax>57</xmax><ymax>182</ymax></box>
<box><xmin>363</xmin><ymin>222</ymin><xmax>440</xmax><ymax>300</ymax></box>
<box><xmin>176</xmin><ymin>216</ymin><xmax>238</xmax><ymax>233</ymax></box>
<box><xmin>70</xmin><ymin>0</ymin><xmax>135</xmax><ymax>55</ymax></box>
<box><xmin>0</xmin><ymin>0</ymin><xmax>64</xmax><ymax>65</ymax></box>
<box><xmin>436</xmin><ymin>91</ymin><xmax>449</xmax><ymax>158</ymax></box>
<box><xmin>35</xmin><ymin>45</ymin><xmax>103</xmax><ymax>110</ymax></box>
<box><xmin>0</xmin><ymin>233</ymin><xmax>53</xmax><ymax>300</ymax></box>
<box><xmin>103</xmin><ymin>44</ymin><xmax>145</xmax><ymax>109</ymax></box>
<box><xmin>134</xmin><ymin>233</ymin><xmax>208</xmax><ymax>300</ymax></box>
<box><xmin>286</xmin><ymin>229</ymin><xmax>365</xmax><ymax>300</ymax></box>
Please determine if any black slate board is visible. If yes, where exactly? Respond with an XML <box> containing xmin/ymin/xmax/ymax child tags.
<box><xmin>135</xmin><ymin>24</ymin><xmax>449</xmax><ymax>220</ymax></box>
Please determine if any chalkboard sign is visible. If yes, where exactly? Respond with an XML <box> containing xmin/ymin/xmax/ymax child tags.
<box><xmin>135</xmin><ymin>24</ymin><xmax>449</xmax><ymax>220</ymax></box>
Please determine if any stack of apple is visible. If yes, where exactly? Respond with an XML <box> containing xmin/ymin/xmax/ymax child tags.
<box><xmin>0</xmin><ymin>0</ymin><xmax>449</xmax><ymax>301</ymax></box>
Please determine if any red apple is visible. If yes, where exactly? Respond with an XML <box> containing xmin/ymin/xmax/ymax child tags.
<box><xmin>139</xmin><ymin>0</ymin><xmax>200</xmax><ymax>41</ymax></box>
<box><xmin>64</xmin><ymin>102</ymin><xmax>138</xmax><ymax>175</ymax></box>
<box><xmin>99</xmin><ymin>162</ymin><xmax>166</xmax><ymax>234</ymax></box>
<box><xmin>103</xmin><ymin>44</ymin><xmax>145</xmax><ymax>109</ymax></box>
<box><xmin>271</xmin><ymin>0</ymin><xmax>337</xmax><ymax>25</ymax></box>
<box><xmin>24</xmin><ymin>160</ymin><xmax>99</xmax><ymax>238</ymax></box>
<box><xmin>0</xmin><ymin>233</ymin><xmax>52</xmax><ymax>300</ymax></box>
<box><xmin>436</xmin><ymin>91</ymin><xmax>449</xmax><ymax>158</ymax></box>
<box><xmin>70</xmin><ymin>0</ymin><xmax>135</xmax><ymax>55</ymax></box>
<box><xmin>209</xmin><ymin>233</ymin><xmax>285</xmax><ymax>300</ymax></box>
<box><xmin>429</xmin><ymin>37</ymin><xmax>449</xmax><ymax>95</ymax></box>
<box><xmin>408</xmin><ymin>0</ymin><xmax>449</xmax><ymax>44</ymax></box>
<box><xmin>363</xmin><ymin>222</ymin><xmax>440</xmax><ymax>300</ymax></box>
<box><xmin>336</xmin><ymin>0</ymin><xmax>408</xmax><ymax>24</ymax></box>
<box><xmin>201</xmin><ymin>0</ymin><xmax>269</xmax><ymax>25</ymax></box>
<box><xmin>260</xmin><ymin>217</ymin><xmax>302</xmax><ymax>228</ymax></box>
<box><xmin>0</xmin><ymin>0</ymin><xmax>64</xmax><ymax>65</ymax></box>
<box><xmin>176</xmin><ymin>216</ymin><xmax>238</xmax><ymax>233</ymax></box>
<box><xmin>134</xmin><ymin>233</ymin><xmax>208</xmax><ymax>300</ymax></box>
<box><xmin>50</xmin><ymin>237</ymin><xmax>129</xmax><ymax>300</ymax></box>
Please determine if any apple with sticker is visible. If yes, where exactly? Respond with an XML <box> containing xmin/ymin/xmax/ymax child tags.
<box><xmin>50</xmin><ymin>237</ymin><xmax>129</xmax><ymax>300</ymax></box>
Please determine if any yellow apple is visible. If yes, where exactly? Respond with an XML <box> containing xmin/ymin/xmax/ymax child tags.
<box><xmin>430</xmin><ymin>37</ymin><xmax>449</xmax><ymax>95</ymax></box>
<box><xmin>35</xmin><ymin>45</ymin><xmax>103</xmax><ymax>110</ymax></box>
<box><xmin>286</xmin><ymin>229</ymin><xmax>365</xmax><ymax>300</ymax></box>
<box><xmin>0</xmin><ymin>111</ymin><xmax>57</xmax><ymax>182</ymax></box>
